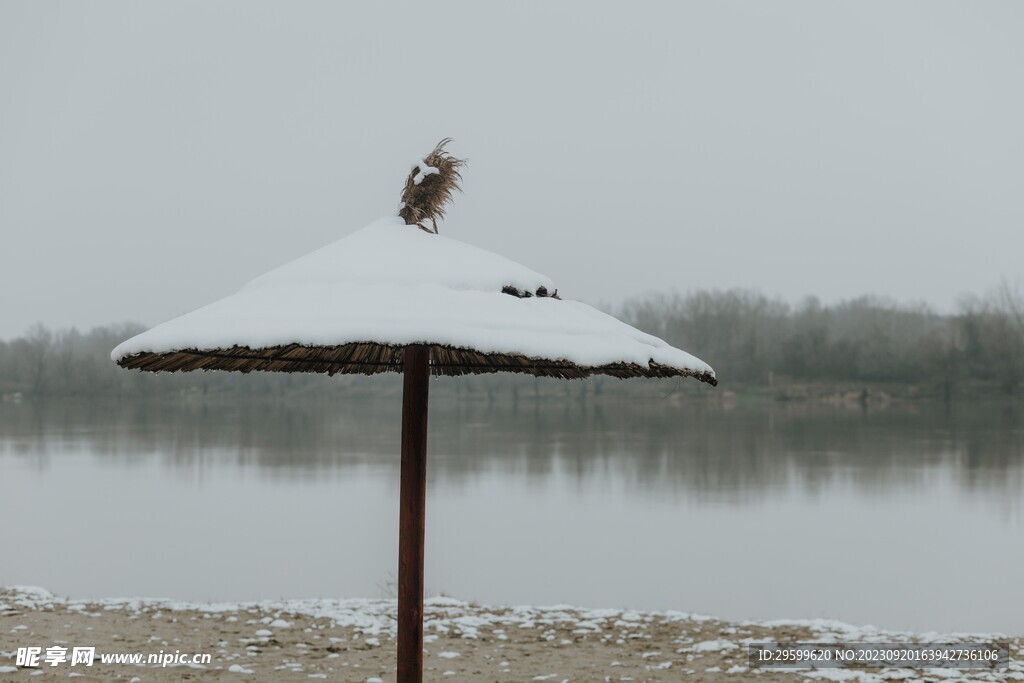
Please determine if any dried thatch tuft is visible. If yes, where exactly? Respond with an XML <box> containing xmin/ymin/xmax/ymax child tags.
<box><xmin>398</xmin><ymin>138</ymin><xmax>466</xmax><ymax>233</ymax></box>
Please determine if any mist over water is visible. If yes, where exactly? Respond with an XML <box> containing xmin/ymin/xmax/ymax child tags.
<box><xmin>2</xmin><ymin>396</ymin><xmax>1022</xmax><ymax>633</ymax></box>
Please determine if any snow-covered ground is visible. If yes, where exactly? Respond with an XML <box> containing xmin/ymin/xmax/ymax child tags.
<box><xmin>2</xmin><ymin>586</ymin><xmax>1020</xmax><ymax>682</ymax></box>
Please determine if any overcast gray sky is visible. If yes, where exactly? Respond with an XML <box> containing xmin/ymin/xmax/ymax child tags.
<box><xmin>1</xmin><ymin>1</ymin><xmax>1022</xmax><ymax>339</ymax></box>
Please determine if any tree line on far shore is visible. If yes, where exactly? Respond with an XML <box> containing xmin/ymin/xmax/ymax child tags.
<box><xmin>621</xmin><ymin>282</ymin><xmax>1024</xmax><ymax>395</ymax></box>
<box><xmin>1</xmin><ymin>283</ymin><xmax>1022</xmax><ymax>399</ymax></box>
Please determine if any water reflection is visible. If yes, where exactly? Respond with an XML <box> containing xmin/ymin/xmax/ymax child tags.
<box><xmin>3</xmin><ymin>394</ymin><xmax>1023</xmax><ymax>633</ymax></box>
<box><xmin>3</xmin><ymin>395</ymin><xmax>1023</xmax><ymax>504</ymax></box>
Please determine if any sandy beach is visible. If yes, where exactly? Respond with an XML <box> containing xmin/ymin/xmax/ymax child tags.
<box><xmin>1</xmin><ymin>587</ymin><xmax>1020</xmax><ymax>682</ymax></box>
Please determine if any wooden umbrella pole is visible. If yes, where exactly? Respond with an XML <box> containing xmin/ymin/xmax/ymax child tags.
<box><xmin>398</xmin><ymin>345</ymin><xmax>430</xmax><ymax>683</ymax></box>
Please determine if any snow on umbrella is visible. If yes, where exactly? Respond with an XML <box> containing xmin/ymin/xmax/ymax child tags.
<box><xmin>112</xmin><ymin>139</ymin><xmax>717</xmax><ymax>683</ymax></box>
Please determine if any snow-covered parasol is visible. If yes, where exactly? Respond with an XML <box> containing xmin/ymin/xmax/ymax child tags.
<box><xmin>112</xmin><ymin>139</ymin><xmax>717</xmax><ymax>682</ymax></box>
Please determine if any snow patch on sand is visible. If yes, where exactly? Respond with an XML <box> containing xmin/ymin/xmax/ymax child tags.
<box><xmin>3</xmin><ymin>586</ymin><xmax>1020</xmax><ymax>683</ymax></box>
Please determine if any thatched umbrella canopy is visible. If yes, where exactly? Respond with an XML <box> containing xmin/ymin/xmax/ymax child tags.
<box><xmin>112</xmin><ymin>139</ymin><xmax>716</xmax><ymax>683</ymax></box>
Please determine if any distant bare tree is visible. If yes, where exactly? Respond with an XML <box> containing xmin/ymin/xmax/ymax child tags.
<box><xmin>994</xmin><ymin>279</ymin><xmax>1024</xmax><ymax>335</ymax></box>
<box><xmin>24</xmin><ymin>323</ymin><xmax>53</xmax><ymax>396</ymax></box>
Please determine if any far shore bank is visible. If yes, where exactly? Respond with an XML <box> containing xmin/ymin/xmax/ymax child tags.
<box><xmin>3</xmin><ymin>377</ymin><xmax>1022</xmax><ymax>407</ymax></box>
<box><xmin>1</xmin><ymin>587</ymin><xmax>1019</xmax><ymax>682</ymax></box>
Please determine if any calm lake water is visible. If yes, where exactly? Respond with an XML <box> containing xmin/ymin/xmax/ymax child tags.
<box><xmin>1</xmin><ymin>392</ymin><xmax>1022</xmax><ymax>634</ymax></box>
